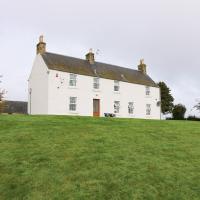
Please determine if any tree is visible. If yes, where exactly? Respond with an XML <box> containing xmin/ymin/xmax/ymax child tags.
<box><xmin>172</xmin><ymin>104</ymin><xmax>186</xmax><ymax>120</ymax></box>
<box><xmin>158</xmin><ymin>82</ymin><xmax>174</xmax><ymax>114</ymax></box>
<box><xmin>194</xmin><ymin>101</ymin><xmax>200</xmax><ymax>112</ymax></box>
<box><xmin>0</xmin><ymin>75</ymin><xmax>6</xmax><ymax>114</ymax></box>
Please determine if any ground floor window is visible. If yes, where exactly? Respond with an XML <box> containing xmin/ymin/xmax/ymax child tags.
<box><xmin>69</xmin><ymin>97</ymin><xmax>77</xmax><ymax>111</ymax></box>
<box><xmin>146</xmin><ymin>104</ymin><xmax>151</xmax><ymax>115</ymax></box>
<box><xmin>128</xmin><ymin>102</ymin><xmax>134</xmax><ymax>114</ymax></box>
<box><xmin>114</xmin><ymin>101</ymin><xmax>120</xmax><ymax>113</ymax></box>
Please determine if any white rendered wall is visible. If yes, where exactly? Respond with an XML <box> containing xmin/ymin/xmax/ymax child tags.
<box><xmin>47</xmin><ymin>69</ymin><xmax>161</xmax><ymax>119</ymax></box>
<box><xmin>28</xmin><ymin>55</ymin><xmax>48</xmax><ymax>114</ymax></box>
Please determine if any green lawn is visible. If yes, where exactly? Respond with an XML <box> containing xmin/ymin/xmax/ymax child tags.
<box><xmin>0</xmin><ymin>115</ymin><xmax>200</xmax><ymax>200</ymax></box>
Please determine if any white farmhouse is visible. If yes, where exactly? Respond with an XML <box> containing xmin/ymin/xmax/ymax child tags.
<box><xmin>28</xmin><ymin>36</ymin><xmax>161</xmax><ymax>119</ymax></box>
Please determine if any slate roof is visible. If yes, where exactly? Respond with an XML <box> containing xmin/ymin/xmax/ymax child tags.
<box><xmin>41</xmin><ymin>52</ymin><xmax>158</xmax><ymax>87</ymax></box>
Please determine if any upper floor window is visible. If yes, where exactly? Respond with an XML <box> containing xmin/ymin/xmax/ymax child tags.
<box><xmin>146</xmin><ymin>86</ymin><xmax>150</xmax><ymax>96</ymax></box>
<box><xmin>69</xmin><ymin>97</ymin><xmax>77</xmax><ymax>111</ymax></box>
<box><xmin>93</xmin><ymin>77</ymin><xmax>100</xmax><ymax>89</ymax></box>
<box><xmin>128</xmin><ymin>102</ymin><xmax>134</xmax><ymax>114</ymax></box>
<box><xmin>69</xmin><ymin>74</ymin><xmax>77</xmax><ymax>87</ymax></box>
<box><xmin>114</xmin><ymin>101</ymin><xmax>120</xmax><ymax>113</ymax></box>
<box><xmin>146</xmin><ymin>104</ymin><xmax>151</xmax><ymax>115</ymax></box>
<box><xmin>114</xmin><ymin>80</ymin><xmax>120</xmax><ymax>92</ymax></box>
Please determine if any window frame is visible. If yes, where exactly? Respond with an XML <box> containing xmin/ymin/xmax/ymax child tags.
<box><xmin>69</xmin><ymin>97</ymin><xmax>77</xmax><ymax>111</ymax></box>
<box><xmin>93</xmin><ymin>77</ymin><xmax>100</xmax><ymax>89</ymax></box>
<box><xmin>114</xmin><ymin>80</ymin><xmax>120</xmax><ymax>92</ymax></box>
<box><xmin>128</xmin><ymin>102</ymin><xmax>134</xmax><ymax>114</ymax></box>
<box><xmin>114</xmin><ymin>101</ymin><xmax>120</xmax><ymax>113</ymax></box>
<box><xmin>146</xmin><ymin>104</ymin><xmax>151</xmax><ymax>115</ymax></box>
<box><xmin>69</xmin><ymin>73</ymin><xmax>77</xmax><ymax>87</ymax></box>
<box><xmin>146</xmin><ymin>86</ymin><xmax>150</xmax><ymax>96</ymax></box>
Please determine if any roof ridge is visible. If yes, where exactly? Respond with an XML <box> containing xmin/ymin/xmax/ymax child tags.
<box><xmin>44</xmin><ymin>51</ymin><xmax>138</xmax><ymax>73</ymax></box>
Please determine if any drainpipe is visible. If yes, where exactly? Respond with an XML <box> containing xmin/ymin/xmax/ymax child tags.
<box><xmin>159</xmin><ymin>86</ymin><xmax>161</xmax><ymax>120</ymax></box>
<box><xmin>29</xmin><ymin>88</ymin><xmax>32</xmax><ymax>115</ymax></box>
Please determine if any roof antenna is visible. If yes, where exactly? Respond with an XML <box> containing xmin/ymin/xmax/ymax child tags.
<box><xmin>96</xmin><ymin>49</ymin><xmax>100</xmax><ymax>55</ymax></box>
<box><xmin>39</xmin><ymin>35</ymin><xmax>44</xmax><ymax>43</ymax></box>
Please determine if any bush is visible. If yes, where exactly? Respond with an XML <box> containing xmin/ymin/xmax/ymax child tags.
<box><xmin>187</xmin><ymin>115</ymin><xmax>200</xmax><ymax>121</ymax></box>
<box><xmin>172</xmin><ymin>104</ymin><xmax>186</xmax><ymax>120</ymax></box>
<box><xmin>166</xmin><ymin>117</ymin><xmax>173</xmax><ymax>120</ymax></box>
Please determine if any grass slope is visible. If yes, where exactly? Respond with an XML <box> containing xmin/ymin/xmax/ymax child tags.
<box><xmin>0</xmin><ymin>115</ymin><xmax>200</xmax><ymax>200</ymax></box>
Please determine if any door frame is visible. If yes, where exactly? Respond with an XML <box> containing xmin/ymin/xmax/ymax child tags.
<box><xmin>93</xmin><ymin>99</ymin><xmax>100</xmax><ymax>117</ymax></box>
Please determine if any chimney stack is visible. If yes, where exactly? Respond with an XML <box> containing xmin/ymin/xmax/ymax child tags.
<box><xmin>36</xmin><ymin>35</ymin><xmax>46</xmax><ymax>54</ymax></box>
<box><xmin>138</xmin><ymin>59</ymin><xmax>147</xmax><ymax>74</ymax></box>
<box><xmin>85</xmin><ymin>48</ymin><xmax>95</xmax><ymax>64</ymax></box>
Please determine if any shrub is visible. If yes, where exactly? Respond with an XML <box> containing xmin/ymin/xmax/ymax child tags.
<box><xmin>172</xmin><ymin>104</ymin><xmax>186</xmax><ymax>120</ymax></box>
<box><xmin>187</xmin><ymin>115</ymin><xmax>200</xmax><ymax>121</ymax></box>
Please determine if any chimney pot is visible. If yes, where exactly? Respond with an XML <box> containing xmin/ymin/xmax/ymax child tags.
<box><xmin>36</xmin><ymin>35</ymin><xmax>46</xmax><ymax>54</ymax></box>
<box><xmin>86</xmin><ymin>49</ymin><xmax>95</xmax><ymax>64</ymax></box>
<box><xmin>138</xmin><ymin>59</ymin><xmax>147</xmax><ymax>74</ymax></box>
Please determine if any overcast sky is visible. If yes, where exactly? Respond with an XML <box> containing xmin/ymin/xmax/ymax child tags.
<box><xmin>0</xmin><ymin>0</ymin><xmax>200</xmax><ymax>116</ymax></box>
